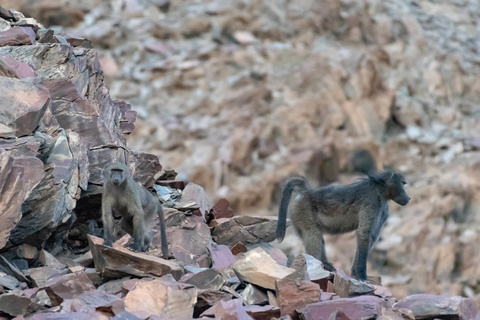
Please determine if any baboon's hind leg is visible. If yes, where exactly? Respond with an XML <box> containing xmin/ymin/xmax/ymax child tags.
<box><xmin>301</xmin><ymin>226</ymin><xmax>336</xmax><ymax>272</ymax></box>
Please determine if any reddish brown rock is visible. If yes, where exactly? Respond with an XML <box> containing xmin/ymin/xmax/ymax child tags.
<box><xmin>333</xmin><ymin>269</ymin><xmax>375</xmax><ymax>298</ymax></box>
<box><xmin>210</xmin><ymin>198</ymin><xmax>234</xmax><ymax>220</ymax></box>
<box><xmin>275</xmin><ymin>275</ymin><xmax>321</xmax><ymax>318</ymax></box>
<box><xmin>45</xmin><ymin>271</ymin><xmax>96</xmax><ymax>306</ymax></box>
<box><xmin>393</xmin><ymin>294</ymin><xmax>479</xmax><ymax>320</ymax></box>
<box><xmin>88</xmin><ymin>235</ymin><xmax>183</xmax><ymax>280</ymax></box>
<box><xmin>0</xmin><ymin>54</ymin><xmax>35</xmax><ymax>78</ymax></box>
<box><xmin>157</xmin><ymin>180</ymin><xmax>185</xmax><ymax>190</ymax></box>
<box><xmin>124</xmin><ymin>275</ymin><xmax>197</xmax><ymax>319</ymax></box>
<box><xmin>23</xmin><ymin>266</ymin><xmax>68</xmax><ymax>288</ymax></box>
<box><xmin>299</xmin><ymin>296</ymin><xmax>387</xmax><ymax>320</ymax></box>
<box><xmin>211</xmin><ymin>299</ymin><xmax>254</xmax><ymax>320</ymax></box>
<box><xmin>245</xmin><ymin>305</ymin><xmax>281</xmax><ymax>320</ymax></box>
<box><xmin>0</xmin><ymin>27</ymin><xmax>35</xmax><ymax>46</ymax></box>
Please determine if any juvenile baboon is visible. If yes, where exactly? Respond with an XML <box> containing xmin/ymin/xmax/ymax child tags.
<box><xmin>102</xmin><ymin>162</ymin><xmax>169</xmax><ymax>257</ymax></box>
<box><xmin>276</xmin><ymin>171</ymin><xmax>410</xmax><ymax>280</ymax></box>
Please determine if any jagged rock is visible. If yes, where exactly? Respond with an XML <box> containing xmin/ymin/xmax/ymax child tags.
<box><xmin>195</xmin><ymin>289</ymin><xmax>234</xmax><ymax>316</ymax></box>
<box><xmin>45</xmin><ymin>271</ymin><xmax>96</xmax><ymax>306</ymax></box>
<box><xmin>245</xmin><ymin>305</ymin><xmax>281</xmax><ymax>320</ymax></box>
<box><xmin>23</xmin><ymin>266</ymin><xmax>68</xmax><ymax>288</ymax></box>
<box><xmin>241</xmin><ymin>284</ymin><xmax>268</xmax><ymax>305</ymax></box>
<box><xmin>124</xmin><ymin>275</ymin><xmax>197</xmax><ymax>319</ymax></box>
<box><xmin>157</xmin><ymin>180</ymin><xmax>185</xmax><ymax>190</ymax></box>
<box><xmin>185</xmin><ymin>269</ymin><xmax>225</xmax><ymax>291</ymax></box>
<box><xmin>29</xmin><ymin>312</ymin><xmax>92</xmax><ymax>320</ymax></box>
<box><xmin>212</xmin><ymin>216</ymin><xmax>279</xmax><ymax>248</ymax></box>
<box><xmin>210</xmin><ymin>198</ymin><xmax>234</xmax><ymax>220</ymax></box>
<box><xmin>60</xmin><ymin>290</ymin><xmax>121</xmax><ymax>314</ymax></box>
<box><xmin>180</xmin><ymin>182</ymin><xmax>211</xmax><ymax>220</ymax></box>
<box><xmin>249</xmin><ymin>243</ymin><xmax>288</xmax><ymax>266</ymax></box>
<box><xmin>299</xmin><ymin>296</ymin><xmax>388</xmax><ymax>320</ymax></box>
<box><xmin>166</xmin><ymin>212</ymin><xmax>213</xmax><ymax>268</ymax></box>
<box><xmin>275</xmin><ymin>274</ymin><xmax>321</xmax><ymax>318</ymax></box>
<box><xmin>0</xmin><ymin>272</ymin><xmax>21</xmax><ymax>290</ymax></box>
<box><xmin>303</xmin><ymin>254</ymin><xmax>332</xmax><ymax>283</ymax></box>
<box><xmin>0</xmin><ymin>54</ymin><xmax>35</xmax><ymax>78</ymax></box>
<box><xmin>232</xmin><ymin>247</ymin><xmax>295</xmax><ymax>290</ymax></box>
<box><xmin>333</xmin><ymin>269</ymin><xmax>375</xmax><ymax>298</ymax></box>
<box><xmin>0</xmin><ymin>26</ymin><xmax>35</xmax><ymax>46</ymax></box>
<box><xmin>210</xmin><ymin>299</ymin><xmax>254</xmax><ymax>320</ymax></box>
<box><xmin>87</xmin><ymin>235</ymin><xmax>183</xmax><ymax>280</ymax></box>
<box><xmin>393</xmin><ymin>294</ymin><xmax>479</xmax><ymax>319</ymax></box>
<box><xmin>0</xmin><ymin>293</ymin><xmax>31</xmax><ymax>316</ymax></box>
<box><xmin>209</xmin><ymin>242</ymin><xmax>237</xmax><ymax>269</ymax></box>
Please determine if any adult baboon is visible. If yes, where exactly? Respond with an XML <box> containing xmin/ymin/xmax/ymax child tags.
<box><xmin>276</xmin><ymin>171</ymin><xmax>410</xmax><ymax>280</ymax></box>
<box><xmin>102</xmin><ymin>162</ymin><xmax>168</xmax><ymax>257</ymax></box>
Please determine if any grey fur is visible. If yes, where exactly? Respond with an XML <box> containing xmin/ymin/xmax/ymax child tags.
<box><xmin>102</xmin><ymin>162</ymin><xmax>169</xmax><ymax>257</ymax></box>
<box><xmin>277</xmin><ymin>171</ymin><xmax>410</xmax><ymax>280</ymax></box>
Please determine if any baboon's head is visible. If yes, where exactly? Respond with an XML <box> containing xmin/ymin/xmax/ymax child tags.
<box><xmin>104</xmin><ymin>162</ymin><xmax>128</xmax><ymax>186</ymax></box>
<box><xmin>375</xmin><ymin>172</ymin><xmax>410</xmax><ymax>206</ymax></box>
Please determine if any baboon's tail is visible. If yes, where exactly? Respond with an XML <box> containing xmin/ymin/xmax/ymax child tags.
<box><xmin>158</xmin><ymin>207</ymin><xmax>169</xmax><ymax>258</ymax></box>
<box><xmin>276</xmin><ymin>177</ymin><xmax>309</xmax><ymax>242</ymax></box>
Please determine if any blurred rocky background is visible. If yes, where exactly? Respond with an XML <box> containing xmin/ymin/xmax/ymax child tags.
<box><xmin>3</xmin><ymin>0</ymin><xmax>480</xmax><ymax>305</ymax></box>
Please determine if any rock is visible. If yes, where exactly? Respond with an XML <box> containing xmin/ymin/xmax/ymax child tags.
<box><xmin>212</xmin><ymin>216</ymin><xmax>279</xmax><ymax>248</ymax></box>
<box><xmin>73</xmin><ymin>251</ymin><xmax>93</xmax><ymax>267</ymax></box>
<box><xmin>166</xmin><ymin>213</ymin><xmax>213</xmax><ymax>268</ymax></box>
<box><xmin>0</xmin><ymin>272</ymin><xmax>21</xmax><ymax>290</ymax></box>
<box><xmin>232</xmin><ymin>247</ymin><xmax>295</xmax><ymax>290</ymax></box>
<box><xmin>87</xmin><ymin>235</ymin><xmax>183</xmax><ymax>280</ymax></box>
<box><xmin>211</xmin><ymin>299</ymin><xmax>254</xmax><ymax>320</ymax></box>
<box><xmin>157</xmin><ymin>180</ymin><xmax>185</xmax><ymax>190</ymax></box>
<box><xmin>0</xmin><ymin>293</ymin><xmax>31</xmax><ymax>316</ymax></box>
<box><xmin>29</xmin><ymin>312</ymin><xmax>92</xmax><ymax>320</ymax></box>
<box><xmin>45</xmin><ymin>271</ymin><xmax>96</xmax><ymax>306</ymax></box>
<box><xmin>333</xmin><ymin>269</ymin><xmax>375</xmax><ymax>298</ymax></box>
<box><xmin>245</xmin><ymin>305</ymin><xmax>281</xmax><ymax>320</ymax></box>
<box><xmin>210</xmin><ymin>198</ymin><xmax>234</xmax><ymax>221</ymax></box>
<box><xmin>241</xmin><ymin>284</ymin><xmax>268</xmax><ymax>305</ymax></box>
<box><xmin>275</xmin><ymin>275</ymin><xmax>321</xmax><ymax>318</ymax></box>
<box><xmin>23</xmin><ymin>266</ymin><xmax>68</xmax><ymax>288</ymax></box>
<box><xmin>180</xmin><ymin>182</ymin><xmax>212</xmax><ymax>220</ymax></box>
<box><xmin>210</xmin><ymin>242</ymin><xmax>237</xmax><ymax>269</ymax></box>
<box><xmin>60</xmin><ymin>289</ymin><xmax>121</xmax><ymax>314</ymax></box>
<box><xmin>185</xmin><ymin>269</ymin><xmax>225</xmax><ymax>291</ymax></box>
<box><xmin>124</xmin><ymin>275</ymin><xmax>197</xmax><ymax>319</ymax></box>
<box><xmin>303</xmin><ymin>254</ymin><xmax>331</xmax><ymax>285</ymax></box>
<box><xmin>393</xmin><ymin>294</ymin><xmax>479</xmax><ymax>319</ymax></box>
<box><xmin>196</xmin><ymin>289</ymin><xmax>234</xmax><ymax>316</ymax></box>
<box><xmin>131</xmin><ymin>152</ymin><xmax>163</xmax><ymax>188</ymax></box>
<box><xmin>0</xmin><ymin>27</ymin><xmax>35</xmax><ymax>46</ymax></box>
<box><xmin>299</xmin><ymin>296</ymin><xmax>387</xmax><ymax>320</ymax></box>
<box><xmin>249</xmin><ymin>243</ymin><xmax>288</xmax><ymax>266</ymax></box>
<box><xmin>0</xmin><ymin>54</ymin><xmax>35</xmax><ymax>78</ymax></box>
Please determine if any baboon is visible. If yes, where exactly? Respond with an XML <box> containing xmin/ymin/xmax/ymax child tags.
<box><xmin>276</xmin><ymin>171</ymin><xmax>410</xmax><ymax>281</ymax></box>
<box><xmin>102</xmin><ymin>162</ymin><xmax>169</xmax><ymax>257</ymax></box>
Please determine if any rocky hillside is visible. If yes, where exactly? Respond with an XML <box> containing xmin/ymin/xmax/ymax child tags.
<box><xmin>3</xmin><ymin>0</ymin><xmax>480</xmax><ymax>306</ymax></box>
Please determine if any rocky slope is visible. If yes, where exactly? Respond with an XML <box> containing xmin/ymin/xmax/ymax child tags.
<box><xmin>3</xmin><ymin>0</ymin><xmax>480</xmax><ymax>306</ymax></box>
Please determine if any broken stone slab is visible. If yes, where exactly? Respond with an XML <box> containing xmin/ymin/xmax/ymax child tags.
<box><xmin>299</xmin><ymin>296</ymin><xmax>388</xmax><ymax>320</ymax></box>
<box><xmin>29</xmin><ymin>312</ymin><xmax>92</xmax><ymax>320</ymax></box>
<box><xmin>209</xmin><ymin>198</ymin><xmax>234</xmax><ymax>221</ymax></box>
<box><xmin>393</xmin><ymin>294</ymin><xmax>479</xmax><ymax>320</ymax></box>
<box><xmin>275</xmin><ymin>274</ymin><xmax>321</xmax><ymax>318</ymax></box>
<box><xmin>249</xmin><ymin>243</ymin><xmax>288</xmax><ymax>266</ymax></box>
<box><xmin>131</xmin><ymin>152</ymin><xmax>163</xmax><ymax>189</ymax></box>
<box><xmin>212</xmin><ymin>216</ymin><xmax>279</xmax><ymax>248</ymax></box>
<box><xmin>0</xmin><ymin>76</ymin><xmax>49</xmax><ymax>137</ymax></box>
<box><xmin>232</xmin><ymin>247</ymin><xmax>295</xmax><ymax>290</ymax></box>
<box><xmin>245</xmin><ymin>305</ymin><xmax>281</xmax><ymax>320</ymax></box>
<box><xmin>111</xmin><ymin>311</ymin><xmax>144</xmax><ymax>320</ymax></box>
<box><xmin>333</xmin><ymin>269</ymin><xmax>375</xmax><ymax>298</ymax></box>
<box><xmin>98</xmin><ymin>276</ymin><xmax>131</xmax><ymax>296</ymax></box>
<box><xmin>195</xmin><ymin>289</ymin><xmax>234</xmax><ymax>317</ymax></box>
<box><xmin>209</xmin><ymin>242</ymin><xmax>237</xmax><ymax>269</ymax></box>
<box><xmin>0</xmin><ymin>256</ymin><xmax>30</xmax><ymax>285</ymax></box>
<box><xmin>23</xmin><ymin>266</ymin><xmax>69</xmax><ymax>288</ymax></box>
<box><xmin>87</xmin><ymin>235</ymin><xmax>183</xmax><ymax>280</ymax></box>
<box><xmin>241</xmin><ymin>284</ymin><xmax>269</xmax><ymax>305</ymax></box>
<box><xmin>211</xmin><ymin>299</ymin><xmax>254</xmax><ymax>320</ymax></box>
<box><xmin>73</xmin><ymin>251</ymin><xmax>93</xmax><ymax>267</ymax></box>
<box><xmin>185</xmin><ymin>268</ymin><xmax>226</xmax><ymax>291</ymax></box>
<box><xmin>124</xmin><ymin>275</ymin><xmax>197</xmax><ymax>319</ymax></box>
<box><xmin>0</xmin><ymin>272</ymin><xmax>21</xmax><ymax>290</ymax></box>
<box><xmin>44</xmin><ymin>271</ymin><xmax>96</xmax><ymax>306</ymax></box>
<box><xmin>165</xmin><ymin>213</ymin><xmax>213</xmax><ymax>268</ymax></box>
<box><xmin>0</xmin><ymin>27</ymin><xmax>36</xmax><ymax>46</ymax></box>
<box><xmin>303</xmin><ymin>254</ymin><xmax>332</xmax><ymax>282</ymax></box>
<box><xmin>60</xmin><ymin>289</ymin><xmax>121</xmax><ymax>314</ymax></box>
<box><xmin>0</xmin><ymin>293</ymin><xmax>32</xmax><ymax>316</ymax></box>
<box><xmin>0</xmin><ymin>54</ymin><xmax>35</xmax><ymax>78</ymax></box>
<box><xmin>0</xmin><ymin>141</ymin><xmax>44</xmax><ymax>250</ymax></box>
<box><xmin>180</xmin><ymin>182</ymin><xmax>211</xmax><ymax>220</ymax></box>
